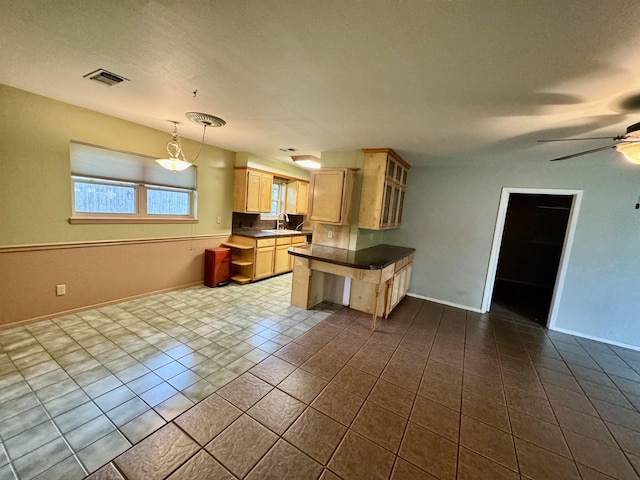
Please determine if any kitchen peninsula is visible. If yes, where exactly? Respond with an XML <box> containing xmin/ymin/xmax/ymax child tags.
<box><xmin>289</xmin><ymin>243</ymin><xmax>415</xmax><ymax>330</ymax></box>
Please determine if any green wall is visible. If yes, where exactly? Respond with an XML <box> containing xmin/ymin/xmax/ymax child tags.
<box><xmin>0</xmin><ymin>84</ymin><xmax>236</xmax><ymax>246</ymax></box>
<box><xmin>385</xmin><ymin>161</ymin><xmax>640</xmax><ymax>348</ymax></box>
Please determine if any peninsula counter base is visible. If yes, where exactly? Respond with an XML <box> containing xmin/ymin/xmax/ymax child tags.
<box><xmin>289</xmin><ymin>246</ymin><xmax>414</xmax><ymax>330</ymax></box>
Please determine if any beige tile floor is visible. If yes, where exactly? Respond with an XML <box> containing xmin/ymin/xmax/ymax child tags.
<box><xmin>3</xmin><ymin>273</ymin><xmax>640</xmax><ymax>479</ymax></box>
<box><xmin>0</xmin><ymin>274</ymin><xmax>337</xmax><ymax>479</ymax></box>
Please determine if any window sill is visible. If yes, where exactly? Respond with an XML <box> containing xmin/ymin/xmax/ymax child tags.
<box><xmin>69</xmin><ymin>217</ymin><xmax>198</xmax><ymax>224</ymax></box>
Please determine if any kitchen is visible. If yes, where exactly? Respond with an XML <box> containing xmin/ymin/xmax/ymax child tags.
<box><xmin>220</xmin><ymin>149</ymin><xmax>414</xmax><ymax>331</ymax></box>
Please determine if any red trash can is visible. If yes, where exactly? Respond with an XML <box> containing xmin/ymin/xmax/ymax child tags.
<box><xmin>204</xmin><ymin>247</ymin><xmax>231</xmax><ymax>287</ymax></box>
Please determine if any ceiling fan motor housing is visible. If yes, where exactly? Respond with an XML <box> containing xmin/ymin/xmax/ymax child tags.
<box><xmin>625</xmin><ymin>122</ymin><xmax>640</xmax><ymax>135</ymax></box>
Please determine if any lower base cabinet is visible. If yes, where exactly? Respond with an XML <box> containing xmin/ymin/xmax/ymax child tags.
<box><xmin>349</xmin><ymin>254</ymin><xmax>414</xmax><ymax>318</ymax></box>
<box><xmin>274</xmin><ymin>238</ymin><xmax>292</xmax><ymax>274</ymax></box>
<box><xmin>223</xmin><ymin>234</ymin><xmax>307</xmax><ymax>283</ymax></box>
<box><xmin>255</xmin><ymin>239</ymin><xmax>276</xmax><ymax>280</ymax></box>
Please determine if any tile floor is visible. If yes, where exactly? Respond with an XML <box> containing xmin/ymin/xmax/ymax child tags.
<box><xmin>0</xmin><ymin>274</ymin><xmax>336</xmax><ymax>479</ymax></box>
<box><xmin>2</xmin><ymin>274</ymin><xmax>640</xmax><ymax>479</ymax></box>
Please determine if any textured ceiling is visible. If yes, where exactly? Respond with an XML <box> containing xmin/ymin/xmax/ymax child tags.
<box><xmin>3</xmin><ymin>0</ymin><xmax>640</xmax><ymax>167</ymax></box>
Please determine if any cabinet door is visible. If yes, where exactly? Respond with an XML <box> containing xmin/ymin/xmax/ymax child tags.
<box><xmin>259</xmin><ymin>173</ymin><xmax>273</xmax><ymax>213</ymax></box>
<box><xmin>381</xmin><ymin>182</ymin><xmax>393</xmax><ymax>227</ymax></box>
<box><xmin>386</xmin><ymin>157</ymin><xmax>396</xmax><ymax>180</ymax></box>
<box><xmin>245</xmin><ymin>170</ymin><xmax>263</xmax><ymax>212</ymax></box>
<box><xmin>274</xmin><ymin>244</ymin><xmax>291</xmax><ymax>274</ymax></box>
<box><xmin>310</xmin><ymin>170</ymin><xmax>345</xmax><ymax>223</ymax></box>
<box><xmin>296</xmin><ymin>182</ymin><xmax>309</xmax><ymax>214</ymax></box>
<box><xmin>397</xmin><ymin>188</ymin><xmax>406</xmax><ymax>226</ymax></box>
<box><xmin>254</xmin><ymin>247</ymin><xmax>275</xmax><ymax>279</ymax></box>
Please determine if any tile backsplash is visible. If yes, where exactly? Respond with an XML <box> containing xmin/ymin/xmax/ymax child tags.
<box><xmin>232</xmin><ymin>212</ymin><xmax>305</xmax><ymax>231</ymax></box>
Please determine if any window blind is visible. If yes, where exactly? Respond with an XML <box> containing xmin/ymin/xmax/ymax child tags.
<box><xmin>70</xmin><ymin>141</ymin><xmax>197</xmax><ymax>190</ymax></box>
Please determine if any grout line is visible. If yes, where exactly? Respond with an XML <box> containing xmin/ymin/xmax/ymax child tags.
<box><xmin>3</xmin><ymin>352</ymin><xmax>91</xmax><ymax>477</ymax></box>
<box><xmin>384</xmin><ymin>300</ymin><xmax>442</xmax><ymax>480</ymax></box>
<box><xmin>0</xmin><ymin>440</ymin><xmax>18</xmax><ymax>480</ymax></box>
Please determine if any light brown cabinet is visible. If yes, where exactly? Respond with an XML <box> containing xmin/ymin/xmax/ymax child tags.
<box><xmin>349</xmin><ymin>253</ymin><xmax>414</xmax><ymax>318</ymax></box>
<box><xmin>308</xmin><ymin>168</ymin><xmax>356</xmax><ymax>225</ymax></box>
<box><xmin>274</xmin><ymin>237</ymin><xmax>292</xmax><ymax>274</ymax></box>
<box><xmin>285</xmin><ymin>180</ymin><xmax>309</xmax><ymax>215</ymax></box>
<box><xmin>255</xmin><ymin>238</ymin><xmax>276</xmax><ymax>279</ymax></box>
<box><xmin>233</xmin><ymin>168</ymin><xmax>273</xmax><ymax>213</ymax></box>
<box><xmin>223</xmin><ymin>234</ymin><xmax>307</xmax><ymax>283</ymax></box>
<box><xmin>358</xmin><ymin>149</ymin><xmax>410</xmax><ymax>230</ymax></box>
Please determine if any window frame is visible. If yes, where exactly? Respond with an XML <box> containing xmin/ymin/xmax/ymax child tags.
<box><xmin>70</xmin><ymin>176</ymin><xmax>197</xmax><ymax>224</ymax></box>
<box><xmin>260</xmin><ymin>179</ymin><xmax>287</xmax><ymax>220</ymax></box>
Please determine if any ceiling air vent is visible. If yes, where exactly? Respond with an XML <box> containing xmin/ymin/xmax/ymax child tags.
<box><xmin>83</xmin><ymin>68</ymin><xmax>129</xmax><ymax>86</ymax></box>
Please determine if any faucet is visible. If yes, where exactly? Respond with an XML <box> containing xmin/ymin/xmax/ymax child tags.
<box><xmin>276</xmin><ymin>212</ymin><xmax>289</xmax><ymax>230</ymax></box>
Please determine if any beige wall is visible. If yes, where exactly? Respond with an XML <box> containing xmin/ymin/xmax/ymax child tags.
<box><xmin>0</xmin><ymin>236</ymin><xmax>227</xmax><ymax>328</ymax></box>
<box><xmin>0</xmin><ymin>84</ymin><xmax>238</xmax><ymax>327</ymax></box>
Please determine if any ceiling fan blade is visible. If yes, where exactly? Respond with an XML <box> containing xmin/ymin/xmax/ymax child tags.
<box><xmin>549</xmin><ymin>144</ymin><xmax>619</xmax><ymax>162</ymax></box>
<box><xmin>538</xmin><ymin>137</ymin><xmax>616</xmax><ymax>142</ymax></box>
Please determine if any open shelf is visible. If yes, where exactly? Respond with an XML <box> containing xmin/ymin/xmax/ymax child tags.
<box><xmin>224</xmin><ymin>239</ymin><xmax>256</xmax><ymax>284</ymax></box>
<box><xmin>231</xmin><ymin>275</ymin><xmax>252</xmax><ymax>285</ymax></box>
<box><xmin>231</xmin><ymin>260</ymin><xmax>253</xmax><ymax>266</ymax></box>
<box><xmin>222</xmin><ymin>242</ymin><xmax>254</xmax><ymax>250</ymax></box>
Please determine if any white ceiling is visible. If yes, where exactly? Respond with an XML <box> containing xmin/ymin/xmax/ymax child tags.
<box><xmin>3</xmin><ymin>0</ymin><xmax>640</xmax><ymax>167</ymax></box>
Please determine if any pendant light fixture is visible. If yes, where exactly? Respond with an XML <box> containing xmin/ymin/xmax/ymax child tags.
<box><xmin>156</xmin><ymin>112</ymin><xmax>226</xmax><ymax>172</ymax></box>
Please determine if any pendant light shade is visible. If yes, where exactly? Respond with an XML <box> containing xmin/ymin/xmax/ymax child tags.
<box><xmin>155</xmin><ymin>122</ymin><xmax>192</xmax><ymax>171</ymax></box>
<box><xmin>156</xmin><ymin>113</ymin><xmax>226</xmax><ymax>172</ymax></box>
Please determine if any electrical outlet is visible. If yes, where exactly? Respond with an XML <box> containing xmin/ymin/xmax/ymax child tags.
<box><xmin>216</xmin><ymin>216</ymin><xmax>221</xmax><ymax>224</ymax></box>
<box><xmin>56</xmin><ymin>284</ymin><xmax>66</xmax><ymax>296</ymax></box>
<box><xmin>327</xmin><ymin>231</ymin><xmax>333</xmax><ymax>239</ymax></box>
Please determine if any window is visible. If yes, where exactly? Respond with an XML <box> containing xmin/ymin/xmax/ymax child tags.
<box><xmin>69</xmin><ymin>141</ymin><xmax>197</xmax><ymax>223</ymax></box>
<box><xmin>74</xmin><ymin>180</ymin><xmax>136</xmax><ymax>214</ymax></box>
<box><xmin>261</xmin><ymin>180</ymin><xmax>287</xmax><ymax>219</ymax></box>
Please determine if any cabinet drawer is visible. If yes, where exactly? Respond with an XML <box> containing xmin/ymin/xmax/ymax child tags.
<box><xmin>256</xmin><ymin>238</ymin><xmax>275</xmax><ymax>248</ymax></box>
<box><xmin>291</xmin><ymin>235</ymin><xmax>307</xmax><ymax>245</ymax></box>
<box><xmin>276</xmin><ymin>237</ymin><xmax>292</xmax><ymax>246</ymax></box>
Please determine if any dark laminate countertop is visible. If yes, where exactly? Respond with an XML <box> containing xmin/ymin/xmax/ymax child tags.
<box><xmin>231</xmin><ymin>229</ymin><xmax>311</xmax><ymax>239</ymax></box>
<box><xmin>288</xmin><ymin>244</ymin><xmax>415</xmax><ymax>270</ymax></box>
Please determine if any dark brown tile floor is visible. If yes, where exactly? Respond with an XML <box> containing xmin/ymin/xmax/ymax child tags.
<box><xmin>86</xmin><ymin>296</ymin><xmax>640</xmax><ymax>479</ymax></box>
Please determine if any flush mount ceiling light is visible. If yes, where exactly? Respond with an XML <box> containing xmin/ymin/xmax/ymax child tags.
<box><xmin>156</xmin><ymin>112</ymin><xmax>226</xmax><ymax>172</ymax></box>
<box><xmin>616</xmin><ymin>142</ymin><xmax>640</xmax><ymax>164</ymax></box>
<box><xmin>291</xmin><ymin>155</ymin><xmax>321</xmax><ymax>169</ymax></box>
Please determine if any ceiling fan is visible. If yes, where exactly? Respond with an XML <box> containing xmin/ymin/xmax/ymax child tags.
<box><xmin>539</xmin><ymin>122</ymin><xmax>640</xmax><ymax>163</ymax></box>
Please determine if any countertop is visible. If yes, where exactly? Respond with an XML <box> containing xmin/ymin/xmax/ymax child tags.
<box><xmin>288</xmin><ymin>244</ymin><xmax>415</xmax><ymax>270</ymax></box>
<box><xmin>231</xmin><ymin>229</ymin><xmax>311</xmax><ymax>239</ymax></box>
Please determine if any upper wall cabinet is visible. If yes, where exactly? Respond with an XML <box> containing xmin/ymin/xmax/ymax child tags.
<box><xmin>233</xmin><ymin>168</ymin><xmax>273</xmax><ymax>213</ymax></box>
<box><xmin>308</xmin><ymin>168</ymin><xmax>356</xmax><ymax>225</ymax></box>
<box><xmin>285</xmin><ymin>180</ymin><xmax>309</xmax><ymax>215</ymax></box>
<box><xmin>358</xmin><ymin>149</ymin><xmax>410</xmax><ymax>230</ymax></box>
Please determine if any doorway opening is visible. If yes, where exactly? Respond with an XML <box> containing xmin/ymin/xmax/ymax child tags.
<box><xmin>482</xmin><ymin>188</ymin><xmax>582</xmax><ymax>328</ymax></box>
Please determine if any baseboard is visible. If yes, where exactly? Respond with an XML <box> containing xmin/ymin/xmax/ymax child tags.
<box><xmin>1</xmin><ymin>281</ymin><xmax>202</xmax><ymax>331</ymax></box>
<box><xmin>550</xmin><ymin>327</ymin><xmax>640</xmax><ymax>353</ymax></box>
<box><xmin>406</xmin><ymin>292</ymin><xmax>483</xmax><ymax>313</ymax></box>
